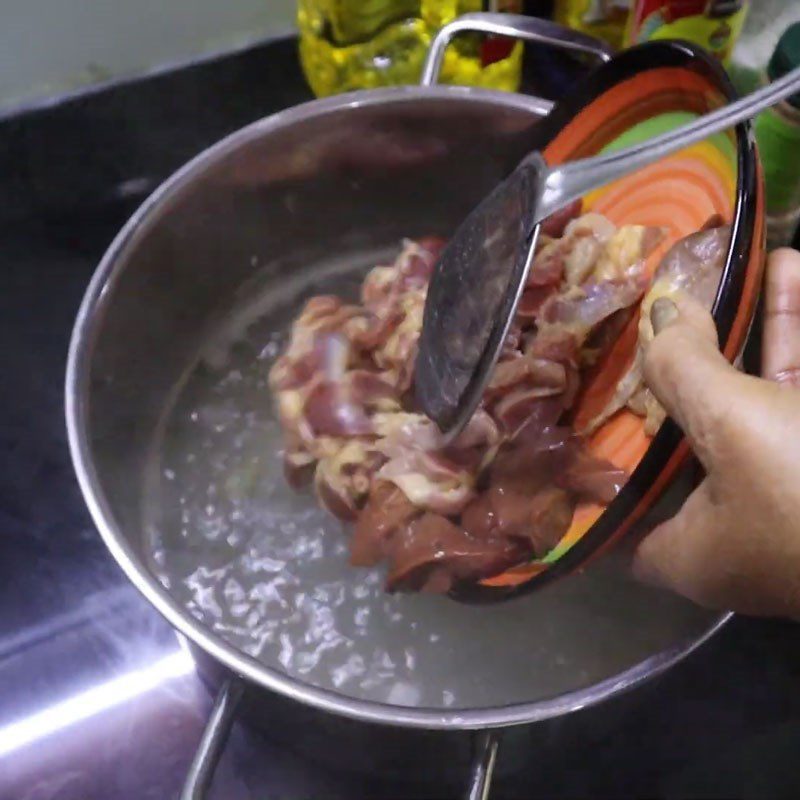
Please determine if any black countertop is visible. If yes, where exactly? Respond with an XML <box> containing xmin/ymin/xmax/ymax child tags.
<box><xmin>2</xmin><ymin>35</ymin><xmax>800</xmax><ymax>800</ymax></box>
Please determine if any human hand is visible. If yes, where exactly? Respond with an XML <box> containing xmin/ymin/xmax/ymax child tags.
<box><xmin>632</xmin><ymin>248</ymin><xmax>800</xmax><ymax>618</ymax></box>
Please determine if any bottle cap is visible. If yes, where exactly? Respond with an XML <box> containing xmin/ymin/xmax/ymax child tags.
<box><xmin>768</xmin><ymin>22</ymin><xmax>800</xmax><ymax>109</ymax></box>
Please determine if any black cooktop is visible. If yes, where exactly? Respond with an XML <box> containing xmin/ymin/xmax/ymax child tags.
<box><xmin>2</xmin><ymin>35</ymin><xmax>800</xmax><ymax>800</ymax></box>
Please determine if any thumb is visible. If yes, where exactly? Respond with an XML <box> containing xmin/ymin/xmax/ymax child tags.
<box><xmin>643</xmin><ymin>293</ymin><xmax>744</xmax><ymax>469</ymax></box>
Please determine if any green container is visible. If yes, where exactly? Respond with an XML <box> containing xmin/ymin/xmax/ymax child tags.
<box><xmin>755</xmin><ymin>21</ymin><xmax>800</xmax><ymax>216</ymax></box>
<box><xmin>754</xmin><ymin>22</ymin><xmax>800</xmax><ymax>246</ymax></box>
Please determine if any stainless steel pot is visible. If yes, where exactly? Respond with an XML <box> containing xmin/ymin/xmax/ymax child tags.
<box><xmin>66</xmin><ymin>14</ymin><xmax>729</xmax><ymax>799</ymax></box>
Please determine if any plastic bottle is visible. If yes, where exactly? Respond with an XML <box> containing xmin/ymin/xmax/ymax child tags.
<box><xmin>754</xmin><ymin>22</ymin><xmax>800</xmax><ymax>249</ymax></box>
<box><xmin>298</xmin><ymin>1</ymin><xmax>524</xmax><ymax>97</ymax></box>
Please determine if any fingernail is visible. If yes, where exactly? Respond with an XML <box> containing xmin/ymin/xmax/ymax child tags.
<box><xmin>651</xmin><ymin>297</ymin><xmax>679</xmax><ymax>335</ymax></box>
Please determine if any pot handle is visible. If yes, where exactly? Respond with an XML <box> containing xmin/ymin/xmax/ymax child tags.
<box><xmin>180</xmin><ymin>678</ymin><xmax>244</xmax><ymax>800</ymax></box>
<box><xmin>465</xmin><ymin>730</ymin><xmax>501</xmax><ymax>800</ymax></box>
<box><xmin>421</xmin><ymin>12</ymin><xmax>613</xmax><ymax>88</ymax></box>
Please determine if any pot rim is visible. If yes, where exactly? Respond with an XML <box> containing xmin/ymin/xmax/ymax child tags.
<box><xmin>65</xmin><ymin>82</ymin><xmax>730</xmax><ymax>731</ymax></box>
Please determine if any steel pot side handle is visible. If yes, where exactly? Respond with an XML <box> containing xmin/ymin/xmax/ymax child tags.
<box><xmin>180</xmin><ymin>680</ymin><xmax>502</xmax><ymax>800</ymax></box>
<box><xmin>180</xmin><ymin>679</ymin><xmax>244</xmax><ymax>800</ymax></box>
<box><xmin>420</xmin><ymin>12</ymin><xmax>613</xmax><ymax>89</ymax></box>
<box><xmin>466</xmin><ymin>730</ymin><xmax>501</xmax><ymax>800</ymax></box>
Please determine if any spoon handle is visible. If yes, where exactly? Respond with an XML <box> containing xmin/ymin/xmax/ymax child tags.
<box><xmin>539</xmin><ymin>65</ymin><xmax>800</xmax><ymax>221</ymax></box>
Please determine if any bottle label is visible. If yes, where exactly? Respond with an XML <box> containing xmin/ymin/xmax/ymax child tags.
<box><xmin>626</xmin><ymin>1</ymin><xmax>748</xmax><ymax>63</ymax></box>
<box><xmin>481</xmin><ymin>1</ymin><xmax>523</xmax><ymax>65</ymax></box>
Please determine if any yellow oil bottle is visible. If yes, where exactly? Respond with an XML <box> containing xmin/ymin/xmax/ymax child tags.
<box><xmin>298</xmin><ymin>1</ymin><xmax>524</xmax><ymax>96</ymax></box>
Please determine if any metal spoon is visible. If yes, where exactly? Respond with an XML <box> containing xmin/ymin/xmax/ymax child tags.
<box><xmin>415</xmin><ymin>64</ymin><xmax>800</xmax><ymax>441</ymax></box>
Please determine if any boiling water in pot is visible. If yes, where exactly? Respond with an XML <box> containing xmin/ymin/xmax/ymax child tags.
<box><xmin>143</xmin><ymin>245</ymin><xmax>716</xmax><ymax>710</ymax></box>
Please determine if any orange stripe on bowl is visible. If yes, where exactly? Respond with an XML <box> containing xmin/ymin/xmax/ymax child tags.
<box><xmin>588</xmin><ymin>410</ymin><xmax>652</xmax><ymax>473</ymax></box>
<box><xmin>544</xmin><ymin>68</ymin><xmax>728</xmax><ymax>166</ymax></box>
